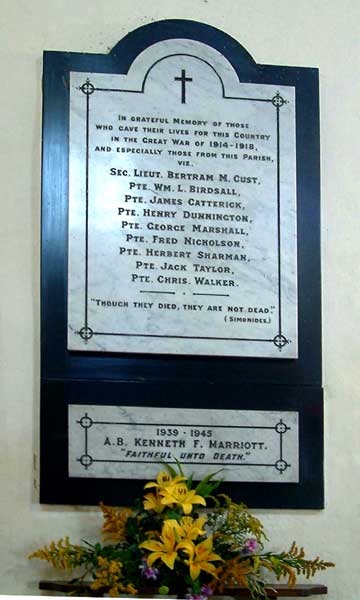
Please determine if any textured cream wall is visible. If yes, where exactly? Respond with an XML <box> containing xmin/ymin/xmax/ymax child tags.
<box><xmin>0</xmin><ymin>1</ymin><xmax>359</xmax><ymax>597</ymax></box>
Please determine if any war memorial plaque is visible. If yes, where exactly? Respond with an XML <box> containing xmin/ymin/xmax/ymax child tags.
<box><xmin>69</xmin><ymin>405</ymin><xmax>299</xmax><ymax>483</ymax></box>
<box><xmin>40</xmin><ymin>20</ymin><xmax>323</xmax><ymax>508</ymax></box>
<box><xmin>68</xmin><ymin>40</ymin><xmax>297</xmax><ymax>358</ymax></box>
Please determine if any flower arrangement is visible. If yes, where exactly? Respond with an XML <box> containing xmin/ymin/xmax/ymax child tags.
<box><xmin>29</xmin><ymin>464</ymin><xmax>334</xmax><ymax>598</ymax></box>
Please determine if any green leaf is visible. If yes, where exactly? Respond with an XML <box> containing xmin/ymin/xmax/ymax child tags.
<box><xmin>126</xmin><ymin>516</ymin><xmax>140</xmax><ymax>537</ymax></box>
<box><xmin>195</xmin><ymin>470</ymin><xmax>224</xmax><ymax>497</ymax></box>
<box><xmin>190</xmin><ymin>578</ymin><xmax>201</xmax><ymax>594</ymax></box>
<box><xmin>173</xmin><ymin>457</ymin><xmax>185</xmax><ymax>476</ymax></box>
<box><xmin>187</xmin><ymin>472</ymin><xmax>194</xmax><ymax>490</ymax></box>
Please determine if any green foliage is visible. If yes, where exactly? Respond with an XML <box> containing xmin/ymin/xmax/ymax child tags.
<box><xmin>195</xmin><ymin>470</ymin><xmax>224</xmax><ymax>497</ymax></box>
<box><xmin>259</xmin><ymin>542</ymin><xmax>335</xmax><ymax>586</ymax></box>
<box><xmin>207</xmin><ymin>496</ymin><xmax>267</xmax><ymax>556</ymax></box>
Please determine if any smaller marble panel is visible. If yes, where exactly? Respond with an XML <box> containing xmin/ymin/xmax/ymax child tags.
<box><xmin>69</xmin><ymin>405</ymin><xmax>299</xmax><ymax>483</ymax></box>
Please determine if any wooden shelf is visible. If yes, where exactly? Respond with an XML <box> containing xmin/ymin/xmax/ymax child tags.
<box><xmin>39</xmin><ymin>580</ymin><xmax>328</xmax><ymax>597</ymax></box>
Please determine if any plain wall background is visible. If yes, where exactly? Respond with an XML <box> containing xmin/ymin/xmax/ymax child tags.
<box><xmin>0</xmin><ymin>1</ymin><xmax>359</xmax><ymax>597</ymax></box>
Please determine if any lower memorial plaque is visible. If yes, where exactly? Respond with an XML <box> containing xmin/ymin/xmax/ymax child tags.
<box><xmin>69</xmin><ymin>405</ymin><xmax>299</xmax><ymax>483</ymax></box>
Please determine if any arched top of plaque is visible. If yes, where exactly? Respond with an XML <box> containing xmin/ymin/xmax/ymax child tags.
<box><xmin>109</xmin><ymin>20</ymin><xmax>258</xmax><ymax>79</ymax></box>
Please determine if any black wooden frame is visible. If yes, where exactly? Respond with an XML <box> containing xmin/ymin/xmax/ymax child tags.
<box><xmin>40</xmin><ymin>19</ymin><xmax>323</xmax><ymax>508</ymax></box>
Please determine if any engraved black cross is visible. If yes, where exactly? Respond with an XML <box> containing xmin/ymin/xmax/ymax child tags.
<box><xmin>174</xmin><ymin>69</ymin><xmax>192</xmax><ymax>104</ymax></box>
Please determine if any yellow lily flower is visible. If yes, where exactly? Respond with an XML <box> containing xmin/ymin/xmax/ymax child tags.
<box><xmin>144</xmin><ymin>471</ymin><xmax>186</xmax><ymax>492</ymax></box>
<box><xmin>143</xmin><ymin>491</ymin><xmax>165</xmax><ymax>513</ymax></box>
<box><xmin>160</xmin><ymin>483</ymin><xmax>206</xmax><ymax>515</ymax></box>
<box><xmin>140</xmin><ymin>521</ymin><xmax>179</xmax><ymax>570</ymax></box>
<box><xmin>171</xmin><ymin>516</ymin><xmax>207</xmax><ymax>541</ymax></box>
<box><xmin>178</xmin><ymin>536</ymin><xmax>223</xmax><ymax>580</ymax></box>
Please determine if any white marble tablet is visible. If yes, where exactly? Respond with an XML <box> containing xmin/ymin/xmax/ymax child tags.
<box><xmin>69</xmin><ymin>404</ymin><xmax>299</xmax><ymax>483</ymax></box>
<box><xmin>68</xmin><ymin>39</ymin><xmax>297</xmax><ymax>358</ymax></box>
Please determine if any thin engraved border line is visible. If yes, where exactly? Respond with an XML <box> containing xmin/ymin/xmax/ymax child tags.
<box><xmin>94</xmin><ymin>85</ymin><xmax>273</xmax><ymax>103</ymax></box>
<box><xmin>90</xmin><ymin>52</ymin><xmax>279</xmax><ymax>102</ymax></box>
<box><xmin>84</xmin><ymin>93</ymin><xmax>90</xmax><ymax>329</ymax></box>
<box><xmin>276</xmin><ymin>105</ymin><xmax>282</xmax><ymax>336</ymax></box>
<box><xmin>81</xmin><ymin>421</ymin><xmax>280</xmax><ymax>430</ymax></box>
<box><xmin>89</xmin><ymin>332</ymin><xmax>275</xmax><ymax>342</ymax></box>
<box><xmin>80</xmin><ymin>460</ymin><xmax>283</xmax><ymax>467</ymax></box>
